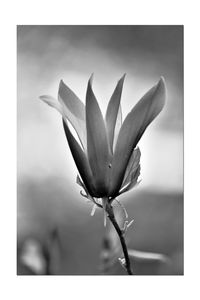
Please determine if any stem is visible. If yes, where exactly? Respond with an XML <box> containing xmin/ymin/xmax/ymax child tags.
<box><xmin>105</xmin><ymin>200</ymin><xmax>133</xmax><ymax>275</ymax></box>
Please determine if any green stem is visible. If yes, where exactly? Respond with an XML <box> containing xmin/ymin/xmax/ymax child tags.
<box><xmin>105</xmin><ymin>200</ymin><xmax>133</xmax><ymax>275</ymax></box>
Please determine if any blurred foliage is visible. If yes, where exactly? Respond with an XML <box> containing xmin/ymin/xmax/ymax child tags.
<box><xmin>17</xmin><ymin>176</ymin><xmax>183</xmax><ymax>275</ymax></box>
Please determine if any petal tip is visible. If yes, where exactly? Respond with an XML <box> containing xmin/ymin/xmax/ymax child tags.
<box><xmin>39</xmin><ymin>95</ymin><xmax>44</xmax><ymax>100</ymax></box>
<box><xmin>122</xmin><ymin>73</ymin><xmax>126</xmax><ymax>80</ymax></box>
<box><xmin>39</xmin><ymin>95</ymin><xmax>55</xmax><ymax>102</ymax></box>
<box><xmin>58</xmin><ymin>80</ymin><xmax>65</xmax><ymax>94</ymax></box>
<box><xmin>119</xmin><ymin>73</ymin><xmax>126</xmax><ymax>84</ymax></box>
<box><xmin>157</xmin><ymin>76</ymin><xmax>166</xmax><ymax>92</ymax></box>
<box><xmin>155</xmin><ymin>76</ymin><xmax>167</xmax><ymax>105</ymax></box>
<box><xmin>160</xmin><ymin>76</ymin><xmax>165</xmax><ymax>82</ymax></box>
<box><xmin>89</xmin><ymin>73</ymin><xmax>94</xmax><ymax>85</ymax></box>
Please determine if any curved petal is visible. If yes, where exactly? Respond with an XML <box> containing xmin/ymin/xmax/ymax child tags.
<box><xmin>105</xmin><ymin>74</ymin><xmax>125</xmax><ymax>152</ymax></box>
<box><xmin>39</xmin><ymin>95</ymin><xmax>64</xmax><ymax>115</ymax></box>
<box><xmin>58</xmin><ymin>80</ymin><xmax>87</xmax><ymax>150</ymax></box>
<box><xmin>86</xmin><ymin>75</ymin><xmax>110</xmax><ymax>196</ymax></box>
<box><xmin>112</xmin><ymin>104</ymin><xmax>122</xmax><ymax>151</ymax></box>
<box><xmin>109</xmin><ymin>77</ymin><xmax>166</xmax><ymax>196</ymax></box>
<box><xmin>119</xmin><ymin>164</ymin><xmax>140</xmax><ymax>195</ymax></box>
<box><xmin>76</xmin><ymin>175</ymin><xmax>96</xmax><ymax>202</ymax></box>
<box><xmin>121</xmin><ymin>147</ymin><xmax>141</xmax><ymax>188</ymax></box>
<box><xmin>62</xmin><ymin>118</ymin><xmax>96</xmax><ymax>196</ymax></box>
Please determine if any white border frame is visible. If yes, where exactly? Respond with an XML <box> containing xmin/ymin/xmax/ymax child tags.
<box><xmin>1</xmin><ymin>0</ymin><xmax>199</xmax><ymax>299</ymax></box>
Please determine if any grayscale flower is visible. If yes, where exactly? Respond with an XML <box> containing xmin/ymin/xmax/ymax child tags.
<box><xmin>40</xmin><ymin>75</ymin><xmax>166</xmax><ymax>201</ymax></box>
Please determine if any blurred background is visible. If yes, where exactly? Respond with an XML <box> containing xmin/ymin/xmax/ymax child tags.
<box><xmin>17</xmin><ymin>25</ymin><xmax>183</xmax><ymax>275</ymax></box>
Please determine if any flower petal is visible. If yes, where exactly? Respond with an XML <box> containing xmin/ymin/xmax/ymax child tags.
<box><xmin>121</xmin><ymin>147</ymin><xmax>141</xmax><ymax>188</ymax></box>
<box><xmin>112</xmin><ymin>104</ymin><xmax>122</xmax><ymax>151</ymax></box>
<box><xmin>119</xmin><ymin>164</ymin><xmax>140</xmax><ymax>195</ymax></box>
<box><xmin>62</xmin><ymin>118</ymin><xmax>95</xmax><ymax>196</ymax></box>
<box><xmin>76</xmin><ymin>174</ymin><xmax>95</xmax><ymax>202</ymax></box>
<box><xmin>86</xmin><ymin>75</ymin><xmax>110</xmax><ymax>196</ymax></box>
<box><xmin>58</xmin><ymin>80</ymin><xmax>87</xmax><ymax>150</ymax></box>
<box><xmin>109</xmin><ymin>77</ymin><xmax>166</xmax><ymax>196</ymax></box>
<box><xmin>105</xmin><ymin>74</ymin><xmax>125</xmax><ymax>152</ymax></box>
<box><xmin>39</xmin><ymin>95</ymin><xmax>64</xmax><ymax>115</ymax></box>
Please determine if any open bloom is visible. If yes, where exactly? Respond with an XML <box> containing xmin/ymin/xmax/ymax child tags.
<box><xmin>40</xmin><ymin>75</ymin><xmax>166</xmax><ymax>201</ymax></box>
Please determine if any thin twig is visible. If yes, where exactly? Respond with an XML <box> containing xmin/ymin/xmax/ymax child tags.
<box><xmin>105</xmin><ymin>200</ymin><xmax>133</xmax><ymax>275</ymax></box>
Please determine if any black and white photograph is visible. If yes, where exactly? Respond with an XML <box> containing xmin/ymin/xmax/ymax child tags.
<box><xmin>17</xmin><ymin>25</ymin><xmax>183</xmax><ymax>276</ymax></box>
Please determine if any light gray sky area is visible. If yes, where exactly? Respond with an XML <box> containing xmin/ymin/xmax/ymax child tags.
<box><xmin>17</xmin><ymin>25</ymin><xmax>183</xmax><ymax>192</ymax></box>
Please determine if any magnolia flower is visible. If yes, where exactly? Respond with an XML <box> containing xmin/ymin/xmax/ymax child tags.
<box><xmin>40</xmin><ymin>75</ymin><xmax>166</xmax><ymax>202</ymax></box>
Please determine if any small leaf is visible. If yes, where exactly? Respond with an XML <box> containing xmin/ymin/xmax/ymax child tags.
<box><xmin>91</xmin><ymin>204</ymin><xmax>97</xmax><ymax>216</ymax></box>
<box><xmin>128</xmin><ymin>249</ymin><xmax>170</xmax><ymax>263</ymax></box>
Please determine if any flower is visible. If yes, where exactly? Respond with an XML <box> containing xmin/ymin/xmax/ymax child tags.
<box><xmin>40</xmin><ymin>74</ymin><xmax>166</xmax><ymax>201</ymax></box>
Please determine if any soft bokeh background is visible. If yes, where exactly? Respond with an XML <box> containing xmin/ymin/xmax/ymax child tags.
<box><xmin>17</xmin><ymin>25</ymin><xmax>183</xmax><ymax>275</ymax></box>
